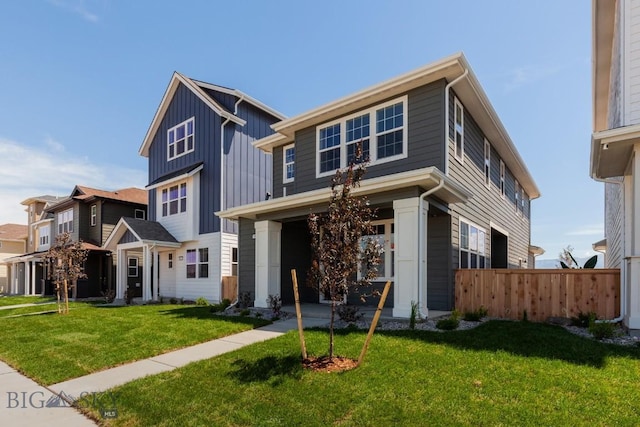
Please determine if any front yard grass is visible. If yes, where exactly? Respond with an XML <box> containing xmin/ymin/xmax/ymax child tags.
<box><xmin>0</xmin><ymin>295</ymin><xmax>56</xmax><ymax>306</ymax></box>
<box><xmin>88</xmin><ymin>321</ymin><xmax>640</xmax><ymax>427</ymax></box>
<box><xmin>0</xmin><ymin>303</ymin><xmax>268</xmax><ymax>385</ymax></box>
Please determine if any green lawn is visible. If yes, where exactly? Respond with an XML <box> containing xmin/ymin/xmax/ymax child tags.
<box><xmin>85</xmin><ymin>321</ymin><xmax>640</xmax><ymax>427</ymax></box>
<box><xmin>0</xmin><ymin>303</ymin><xmax>269</xmax><ymax>385</ymax></box>
<box><xmin>0</xmin><ymin>295</ymin><xmax>56</xmax><ymax>306</ymax></box>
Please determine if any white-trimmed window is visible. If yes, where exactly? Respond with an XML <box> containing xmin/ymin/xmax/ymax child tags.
<box><xmin>168</xmin><ymin>253</ymin><xmax>173</xmax><ymax>269</ymax></box>
<box><xmin>499</xmin><ymin>160</ymin><xmax>505</xmax><ymax>197</ymax></box>
<box><xmin>128</xmin><ymin>257</ymin><xmax>138</xmax><ymax>277</ymax></box>
<box><xmin>231</xmin><ymin>247</ymin><xmax>238</xmax><ymax>276</ymax></box>
<box><xmin>515</xmin><ymin>181</ymin><xmax>521</xmax><ymax>215</ymax></box>
<box><xmin>58</xmin><ymin>209</ymin><xmax>73</xmax><ymax>234</ymax></box>
<box><xmin>168</xmin><ymin>117</ymin><xmax>195</xmax><ymax>161</ymax></box>
<box><xmin>521</xmin><ymin>188</ymin><xmax>526</xmax><ymax>217</ymax></box>
<box><xmin>186</xmin><ymin>248</ymin><xmax>209</xmax><ymax>279</ymax></box>
<box><xmin>161</xmin><ymin>182</ymin><xmax>187</xmax><ymax>217</ymax></box>
<box><xmin>316</xmin><ymin>97</ymin><xmax>407</xmax><ymax>177</ymax></box>
<box><xmin>453</xmin><ymin>97</ymin><xmax>464</xmax><ymax>162</ymax></box>
<box><xmin>361</xmin><ymin>220</ymin><xmax>394</xmax><ymax>280</ymax></box>
<box><xmin>484</xmin><ymin>139</ymin><xmax>491</xmax><ymax>188</ymax></box>
<box><xmin>39</xmin><ymin>226</ymin><xmax>49</xmax><ymax>246</ymax></box>
<box><xmin>90</xmin><ymin>204</ymin><xmax>97</xmax><ymax>227</ymax></box>
<box><xmin>135</xmin><ymin>209</ymin><xmax>145</xmax><ymax>220</ymax></box>
<box><xmin>283</xmin><ymin>144</ymin><xmax>295</xmax><ymax>183</ymax></box>
<box><xmin>460</xmin><ymin>220</ymin><xmax>486</xmax><ymax>269</ymax></box>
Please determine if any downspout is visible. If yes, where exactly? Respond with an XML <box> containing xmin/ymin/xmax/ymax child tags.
<box><xmin>417</xmin><ymin>179</ymin><xmax>445</xmax><ymax>318</ymax></box>
<box><xmin>220</xmin><ymin>95</ymin><xmax>245</xmax><ymax>304</ymax></box>
<box><xmin>444</xmin><ymin>69</ymin><xmax>469</xmax><ymax>176</ymax></box>
<box><xmin>592</xmin><ymin>176</ymin><xmax>625</xmax><ymax>323</ymax></box>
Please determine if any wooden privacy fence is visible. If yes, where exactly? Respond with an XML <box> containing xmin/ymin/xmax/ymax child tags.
<box><xmin>455</xmin><ymin>269</ymin><xmax>621</xmax><ymax>322</ymax></box>
<box><xmin>221</xmin><ymin>276</ymin><xmax>238</xmax><ymax>301</ymax></box>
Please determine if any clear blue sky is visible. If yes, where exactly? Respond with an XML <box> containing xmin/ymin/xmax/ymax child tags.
<box><xmin>0</xmin><ymin>0</ymin><xmax>599</xmax><ymax>262</ymax></box>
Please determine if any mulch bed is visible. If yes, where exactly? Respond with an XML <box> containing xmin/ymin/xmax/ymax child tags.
<box><xmin>303</xmin><ymin>356</ymin><xmax>359</xmax><ymax>373</ymax></box>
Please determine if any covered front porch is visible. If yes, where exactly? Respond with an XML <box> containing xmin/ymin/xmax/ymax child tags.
<box><xmin>5</xmin><ymin>253</ymin><xmax>49</xmax><ymax>296</ymax></box>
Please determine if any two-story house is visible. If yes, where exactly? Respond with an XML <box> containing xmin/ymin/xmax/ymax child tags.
<box><xmin>0</xmin><ymin>224</ymin><xmax>27</xmax><ymax>293</ymax></box>
<box><xmin>591</xmin><ymin>0</ymin><xmax>640</xmax><ymax>334</ymax></box>
<box><xmin>7</xmin><ymin>186</ymin><xmax>147</xmax><ymax>298</ymax></box>
<box><xmin>104</xmin><ymin>72</ymin><xmax>284</xmax><ymax>303</ymax></box>
<box><xmin>220</xmin><ymin>53</ymin><xmax>540</xmax><ymax>318</ymax></box>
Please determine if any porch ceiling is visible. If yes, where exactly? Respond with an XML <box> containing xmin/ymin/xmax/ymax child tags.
<box><xmin>218</xmin><ymin>167</ymin><xmax>472</xmax><ymax>220</ymax></box>
<box><xmin>591</xmin><ymin>124</ymin><xmax>640</xmax><ymax>178</ymax></box>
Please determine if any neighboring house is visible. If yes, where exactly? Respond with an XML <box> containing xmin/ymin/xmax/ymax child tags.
<box><xmin>220</xmin><ymin>53</ymin><xmax>540</xmax><ymax>317</ymax></box>
<box><xmin>104</xmin><ymin>72</ymin><xmax>284</xmax><ymax>302</ymax></box>
<box><xmin>591</xmin><ymin>0</ymin><xmax>640</xmax><ymax>333</ymax></box>
<box><xmin>0</xmin><ymin>224</ymin><xmax>27</xmax><ymax>293</ymax></box>
<box><xmin>7</xmin><ymin>186</ymin><xmax>147</xmax><ymax>297</ymax></box>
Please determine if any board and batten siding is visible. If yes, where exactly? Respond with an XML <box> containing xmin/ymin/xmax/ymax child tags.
<box><xmin>238</xmin><ymin>217</ymin><xmax>256</xmax><ymax>302</ymax></box>
<box><xmin>271</xmin><ymin>79</ymin><xmax>446</xmax><ymax>198</ymax></box>
<box><xmin>147</xmin><ymin>83</ymin><xmax>223</xmax><ymax>234</ymax></box>
<box><xmin>624</xmin><ymin>0</ymin><xmax>640</xmax><ymax>125</ymax></box>
<box><xmin>447</xmin><ymin>90</ymin><xmax>531</xmax><ymax>270</ymax></box>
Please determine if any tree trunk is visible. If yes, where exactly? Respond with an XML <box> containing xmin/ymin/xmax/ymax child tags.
<box><xmin>63</xmin><ymin>279</ymin><xmax>69</xmax><ymax>314</ymax></box>
<box><xmin>329</xmin><ymin>300</ymin><xmax>336</xmax><ymax>360</ymax></box>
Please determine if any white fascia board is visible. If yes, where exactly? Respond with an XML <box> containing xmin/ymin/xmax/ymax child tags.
<box><xmin>141</xmin><ymin>240</ymin><xmax>182</xmax><ymax>248</ymax></box>
<box><xmin>252</xmin><ymin>133</ymin><xmax>292</xmax><ymax>153</ymax></box>
<box><xmin>145</xmin><ymin>164</ymin><xmax>204</xmax><ymax>190</ymax></box>
<box><xmin>103</xmin><ymin>217</ymin><xmax>139</xmax><ymax>250</ymax></box>
<box><xmin>218</xmin><ymin>167</ymin><xmax>472</xmax><ymax>220</ymax></box>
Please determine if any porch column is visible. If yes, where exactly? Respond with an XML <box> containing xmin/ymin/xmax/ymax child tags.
<box><xmin>153</xmin><ymin>251</ymin><xmax>159</xmax><ymax>302</ymax></box>
<box><xmin>254</xmin><ymin>220</ymin><xmax>282</xmax><ymax>308</ymax></box>
<box><xmin>24</xmin><ymin>262</ymin><xmax>30</xmax><ymax>296</ymax></box>
<box><xmin>393</xmin><ymin>197</ymin><xmax>427</xmax><ymax>318</ymax></box>
<box><xmin>626</xmin><ymin>145</ymin><xmax>640</xmax><ymax>330</ymax></box>
<box><xmin>142</xmin><ymin>245</ymin><xmax>151</xmax><ymax>301</ymax></box>
<box><xmin>31</xmin><ymin>262</ymin><xmax>37</xmax><ymax>296</ymax></box>
<box><xmin>116</xmin><ymin>248</ymin><xmax>126</xmax><ymax>300</ymax></box>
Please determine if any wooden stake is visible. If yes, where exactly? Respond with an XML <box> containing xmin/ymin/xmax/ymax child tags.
<box><xmin>291</xmin><ymin>269</ymin><xmax>308</xmax><ymax>359</ymax></box>
<box><xmin>358</xmin><ymin>280</ymin><xmax>391</xmax><ymax>366</ymax></box>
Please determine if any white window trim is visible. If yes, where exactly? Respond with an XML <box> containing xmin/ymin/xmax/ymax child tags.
<box><xmin>127</xmin><ymin>257</ymin><xmax>139</xmax><ymax>278</ymax></box>
<box><xmin>231</xmin><ymin>247</ymin><xmax>238</xmax><ymax>276</ymax></box>
<box><xmin>167</xmin><ymin>117</ymin><xmax>195</xmax><ymax>161</ymax></box>
<box><xmin>499</xmin><ymin>160</ymin><xmax>506</xmax><ymax>198</ymax></box>
<box><xmin>315</xmin><ymin>96</ymin><xmax>408</xmax><ymax>178</ymax></box>
<box><xmin>283</xmin><ymin>143</ymin><xmax>295</xmax><ymax>184</ymax></box>
<box><xmin>135</xmin><ymin>209</ymin><xmax>146</xmax><ymax>220</ymax></box>
<box><xmin>484</xmin><ymin>139</ymin><xmax>491</xmax><ymax>188</ymax></box>
<box><xmin>90</xmin><ymin>204</ymin><xmax>97</xmax><ymax>227</ymax></box>
<box><xmin>515</xmin><ymin>180</ymin><xmax>521</xmax><ymax>215</ymax></box>
<box><xmin>161</xmin><ymin>181</ymin><xmax>187</xmax><ymax>217</ymax></box>
<box><xmin>57</xmin><ymin>208</ymin><xmax>74</xmax><ymax>234</ymax></box>
<box><xmin>459</xmin><ymin>218</ymin><xmax>487</xmax><ymax>269</ymax></box>
<box><xmin>186</xmin><ymin>248</ymin><xmax>209</xmax><ymax>279</ymax></box>
<box><xmin>39</xmin><ymin>226</ymin><xmax>50</xmax><ymax>246</ymax></box>
<box><xmin>168</xmin><ymin>253</ymin><xmax>173</xmax><ymax>269</ymax></box>
<box><xmin>453</xmin><ymin>97</ymin><xmax>464</xmax><ymax>163</ymax></box>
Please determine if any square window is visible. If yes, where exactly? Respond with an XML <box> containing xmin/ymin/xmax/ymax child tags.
<box><xmin>168</xmin><ymin>117</ymin><xmax>195</xmax><ymax>161</ymax></box>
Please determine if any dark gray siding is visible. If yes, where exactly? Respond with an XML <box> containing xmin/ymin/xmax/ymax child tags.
<box><xmin>272</xmin><ymin>79</ymin><xmax>446</xmax><ymax>198</ymax></box>
<box><xmin>238</xmin><ymin>217</ymin><xmax>256</xmax><ymax>302</ymax></box>
<box><xmin>147</xmin><ymin>83</ymin><xmax>222</xmax><ymax>234</ymax></box>
<box><xmin>223</xmin><ymin>102</ymin><xmax>276</xmax><ymax>234</ymax></box>
<box><xmin>426</xmin><ymin>212</ymin><xmax>452</xmax><ymax>310</ymax></box>
<box><xmin>447</xmin><ymin>89</ymin><xmax>531</xmax><ymax>271</ymax></box>
<box><xmin>100</xmin><ymin>201</ymin><xmax>147</xmax><ymax>246</ymax></box>
<box><xmin>119</xmin><ymin>230</ymin><xmax>138</xmax><ymax>244</ymax></box>
<box><xmin>78</xmin><ymin>203</ymin><xmax>91</xmax><ymax>244</ymax></box>
<box><xmin>87</xmin><ymin>201</ymin><xmax>102</xmax><ymax>246</ymax></box>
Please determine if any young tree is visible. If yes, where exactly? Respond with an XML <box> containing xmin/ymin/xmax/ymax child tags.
<box><xmin>308</xmin><ymin>146</ymin><xmax>382</xmax><ymax>359</ymax></box>
<box><xmin>45</xmin><ymin>233</ymin><xmax>88</xmax><ymax>314</ymax></box>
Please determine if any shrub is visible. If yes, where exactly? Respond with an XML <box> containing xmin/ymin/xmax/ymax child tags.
<box><xmin>409</xmin><ymin>301</ymin><xmax>420</xmax><ymax>329</ymax></box>
<box><xmin>238</xmin><ymin>292</ymin><xmax>252</xmax><ymax>309</ymax></box>
<box><xmin>267</xmin><ymin>294</ymin><xmax>282</xmax><ymax>317</ymax></box>
<box><xmin>209</xmin><ymin>299</ymin><xmax>232</xmax><ymax>313</ymax></box>
<box><xmin>169</xmin><ymin>297</ymin><xmax>177</xmax><ymax>305</ymax></box>
<box><xmin>239</xmin><ymin>309</ymin><xmax>251</xmax><ymax>316</ymax></box>
<box><xmin>124</xmin><ymin>290</ymin><xmax>134</xmax><ymax>305</ymax></box>
<box><xmin>436</xmin><ymin>310</ymin><xmax>460</xmax><ymax>331</ymax></box>
<box><xmin>571</xmin><ymin>311</ymin><xmax>597</xmax><ymax>328</ymax></box>
<box><xmin>337</xmin><ymin>304</ymin><xmax>363</xmax><ymax>323</ymax></box>
<box><xmin>195</xmin><ymin>297</ymin><xmax>209</xmax><ymax>306</ymax></box>
<box><xmin>463</xmin><ymin>306</ymin><xmax>488</xmax><ymax>322</ymax></box>
<box><xmin>101</xmin><ymin>289</ymin><xmax>115</xmax><ymax>304</ymax></box>
<box><xmin>589</xmin><ymin>321</ymin><xmax>617</xmax><ymax>340</ymax></box>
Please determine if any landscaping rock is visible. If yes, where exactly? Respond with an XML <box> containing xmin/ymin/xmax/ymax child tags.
<box><xmin>546</xmin><ymin>316</ymin><xmax>572</xmax><ymax>326</ymax></box>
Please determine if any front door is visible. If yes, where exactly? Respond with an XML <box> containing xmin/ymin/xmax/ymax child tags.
<box><xmin>126</xmin><ymin>256</ymin><xmax>142</xmax><ymax>298</ymax></box>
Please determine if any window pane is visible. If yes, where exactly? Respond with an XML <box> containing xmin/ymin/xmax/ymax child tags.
<box><xmin>187</xmin><ymin>136</ymin><xmax>193</xmax><ymax>151</ymax></box>
<box><xmin>162</xmin><ymin>189</ymin><xmax>168</xmax><ymax>202</ymax></box>
<box><xmin>170</xmin><ymin>186</ymin><xmax>178</xmax><ymax>200</ymax></box>
<box><xmin>199</xmin><ymin>248</ymin><xmax>208</xmax><ymax>263</ymax></box>
<box><xmin>170</xmin><ymin>200</ymin><xmax>178</xmax><ymax>215</ymax></box>
<box><xmin>199</xmin><ymin>264</ymin><xmax>208</xmax><ymax>278</ymax></box>
<box><xmin>180</xmin><ymin>198</ymin><xmax>187</xmax><ymax>213</ymax></box>
<box><xmin>169</xmin><ymin>130</ymin><xmax>174</xmax><ymax>143</ymax></box>
<box><xmin>180</xmin><ymin>183</ymin><xmax>187</xmax><ymax>197</ymax></box>
<box><xmin>320</xmin><ymin>148</ymin><xmax>340</xmax><ymax>173</ymax></box>
<box><xmin>187</xmin><ymin>120</ymin><xmax>193</xmax><ymax>135</ymax></box>
<box><xmin>186</xmin><ymin>249</ymin><xmax>197</xmax><ymax>264</ymax></box>
<box><xmin>186</xmin><ymin>265</ymin><xmax>196</xmax><ymax>278</ymax></box>
<box><xmin>471</xmin><ymin>253</ymin><xmax>478</xmax><ymax>268</ymax></box>
<box><xmin>377</xmin><ymin>130</ymin><xmax>402</xmax><ymax>159</ymax></box>
<box><xmin>176</xmin><ymin>140</ymin><xmax>185</xmax><ymax>155</ymax></box>
<box><xmin>460</xmin><ymin>251</ymin><xmax>469</xmax><ymax>268</ymax></box>
<box><xmin>319</xmin><ymin>124</ymin><xmax>341</xmax><ymax>150</ymax></box>
<box><xmin>176</xmin><ymin>125</ymin><xmax>185</xmax><ymax>140</ymax></box>
<box><xmin>232</xmin><ymin>247</ymin><xmax>238</xmax><ymax>262</ymax></box>
<box><xmin>162</xmin><ymin>204</ymin><xmax>167</xmax><ymax>217</ymax></box>
<box><xmin>346</xmin><ymin>139</ymin><xmax>370</xmax><ymax>164</ymax></box>
<box><xmin>460</xmin><ymin>222</ymin><xmax>469</xmax><ymax>250</ymax></box>
<box><xmin>470</xmin><ymin>226</ymin><xmax>478</xmax><ymax>251</ymax></box>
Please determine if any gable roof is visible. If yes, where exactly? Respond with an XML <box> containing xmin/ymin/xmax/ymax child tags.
<box><xmin>139</xmin><ymin>72</ymin><xmax>287</xmax><ymax>158</ymax></box>
<box><xmin>46</xmin><ymin>186</ymin><xmax>147</xmax><ymax>212</ymax></box>
<box><xmin>20</xmin><ymin>195</ymin><xmax>65</xmax><ymax>206</ymax></box>
<box><xmin>253</xmin><ymin>52</ymin><xmax>540</xmax><ymax>200</ymax></box>
<box><xmin>0</xmin><ymin>223</ymin><xmax>28</xmax><ymax>241</ymax></box>
<box><xmin>103</xmin><ymin>217</ymin><xmax>180</xmax><ymax>251</ymax></box>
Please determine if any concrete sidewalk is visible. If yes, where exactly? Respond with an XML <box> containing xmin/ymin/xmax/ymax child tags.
<box><xmin>49</xmin><ymin>316</ymin><xmax>327</xmax><ymax>399</ymax></box>
<box><xmin>0</xmin><ymin>301</ymin><xmax>57</xmax><ymax>311</ymax></box>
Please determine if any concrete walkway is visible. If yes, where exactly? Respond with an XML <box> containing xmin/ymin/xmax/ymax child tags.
<box><xmin>0</xmin><ymin>301</ymin><xmax>57</xmax><ymax>311</ymax></box>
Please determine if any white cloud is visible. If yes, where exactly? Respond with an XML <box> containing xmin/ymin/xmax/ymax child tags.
<box><xmin>565</xmin><ymin>224</ymin><xmax>604</xmax><ymax>237</ymax></box>
<box><xmin>46</xmin><ymin>0</ymin><xmax>100</xmax><ymax>22</ymax></box>
<box><xmin>504</xmin><ymin>64</ymin><xmax>564</xmax><ymax>92</ymax></box>
<box><xmin>0</xmin><ymin>137</ymin><xmax>146</xmax><ymax>225</ymax></box>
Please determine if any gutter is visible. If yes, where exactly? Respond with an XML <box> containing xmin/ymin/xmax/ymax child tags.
<box><xmin>417</xmin><ymin>179</ymin><xmax>445</xmax><ymax>318</ymax></box>
<box><xmin>444</xmin><ymin>69</ymin><xmax>469</xmax><ymax>175</ymax></box>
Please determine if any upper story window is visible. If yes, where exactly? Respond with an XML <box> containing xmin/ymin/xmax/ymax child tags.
<box><xmin>168</xmin><ymin>117</ymin><xmax>195</xmax><ymax>161</ymax></box>
<box><xmin>453</xmin><ymin>97</ymin><xmax>464</xmax><ymax>162</ymax></box>
<box><xmin>283</xmin><ymin>144</ymin><xmax>295</xmax><ymax>183</ymax></box>
<box><xmin>515</xmin><ymin>181</ymin><xmax>521</xmax><ymax>215</ymax></box>
<box><xmin>316</xmin><ymin>96</ymin><xmax>407</xmax><ymax>177</ymax></box>
<box><xmin>135</xmin><ymin>209</ymin><xmax>146</xmax><ymax>220</ymax></box>
<box><xmin>90</xmin><ymin>204</ymin><xmax>97</xmax><ymax>227</ymax></box>
<box><xmin>186</xmin><ymin>248</ymin><xmax>208</xmax><ymax>279</ymax></box>
<box><xmin>484</xmin><ymin>139</ymin><xmax>491</xmax><ymax>188</ymax></box>
<box><xmin>161</xmin><ymin>182</ymin><xmax>187</xmax><ymax>217</ymax></box>
<box><xmin>499</xmin><ymin>160</ymin><xmax>505</xmax><ymax>198</ymax></box>
<box><xmin>58</xmin><ymin>209</ymin><xmax>73</xmax><ymax>234</ymax></box>
<box><xmin>39</xmin><ymin>226</ymin><xmax>49</xmax><ymax>247</ymax></box>
<box><xmin>521</xmin><ymin>190</ymin><xmax>526</xmax><ymax>216</ymax></box>
<box><xmin>460</xmin><ymin>219</ymin><xmax>486</xmax><ymax>269</ymax></box>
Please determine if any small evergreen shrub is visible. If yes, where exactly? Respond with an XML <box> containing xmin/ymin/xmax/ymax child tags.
<box><xmin>101</xmin><ymin>289</ymin><xmax>116</xmax><ymax>304</ymax></box>
<box><xmin>195</xmin><ymin>297</ymin><xmax>209</xmax><ymax>306</ymax></box>
<box><xmin>436</xmin><ymin>310</ymin><xmax>460</xmax><ymax>331</ymax></box>
<box><xmin>589</xmin><ymin>321</ymin><xmax>616</xmax><ymax>340</ymax></box>
<box><xmin>169</xmin><ymin>297</ymin><xmax>177</xmax><ymax>305</ymax></box>
<box><xmin>209</xmin><ymin>298</ymin><xmax>232</xmax><ymax>313</ymax></box>
<box><xmin>337</xmin><ymin>304</ymin><xmax>363</xmax><ymax>323</ymax></box>
<box><xmin>571</xmin><ymin>311</ymin><xmax>597</xmax><ymax>328</ymax></box>
<box><xmin>239</xmin><ymin>309</ymin><xmax>251</xmax><ymax>316</ymax></box>
<box><xmin>267</xmin><ymin>294</ymin><xmax>282</xmax><ymax>317</ymax></box>
<box><xmin>463</xmin><ymin>306</ymin><xmax>488</xmax><ymax>322</ymax></box>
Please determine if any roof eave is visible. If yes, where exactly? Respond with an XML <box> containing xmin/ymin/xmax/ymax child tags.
<box><xmin>593</xmin><ymin>0</ymin><xmax>617</xmax><ymax>133</ymax></box>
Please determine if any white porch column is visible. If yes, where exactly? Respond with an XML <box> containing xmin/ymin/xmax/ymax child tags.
<box><xmin>142</xmin><ymin>245</ymin><xmax>151</xmax><ymax>301</ymax></box>
<box><xmin>254</xmin><ymin>220</ymin><xmax>282</xmax><ymax>308</ymax></box>
<box><xmin>153</xmin><ymin>251</ymin><xmax>159</xmax><ymax>302</ymax></box>
<box><xmin>30</xmin><ymin>262</ymin><xmax>37</xmax><ymax>296</ymax></box>
<box><xmin>393</xmin><ymin>197</ymin><xmax>427</xmax><ymax>318</ymax></box>
<box><xmin>626</xmin><ymin>145</ymin><xmax>640</xmax><ymax>330</ymax></box>
<box><xmin>24</xmin><ymin>262</ymin><xmax>31</xmax><ymax>296</ymax></box>
<box><xmin>116</xmin><ymin>248</ymin><xmax>126</xmax><ymax>299</ymax></box>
